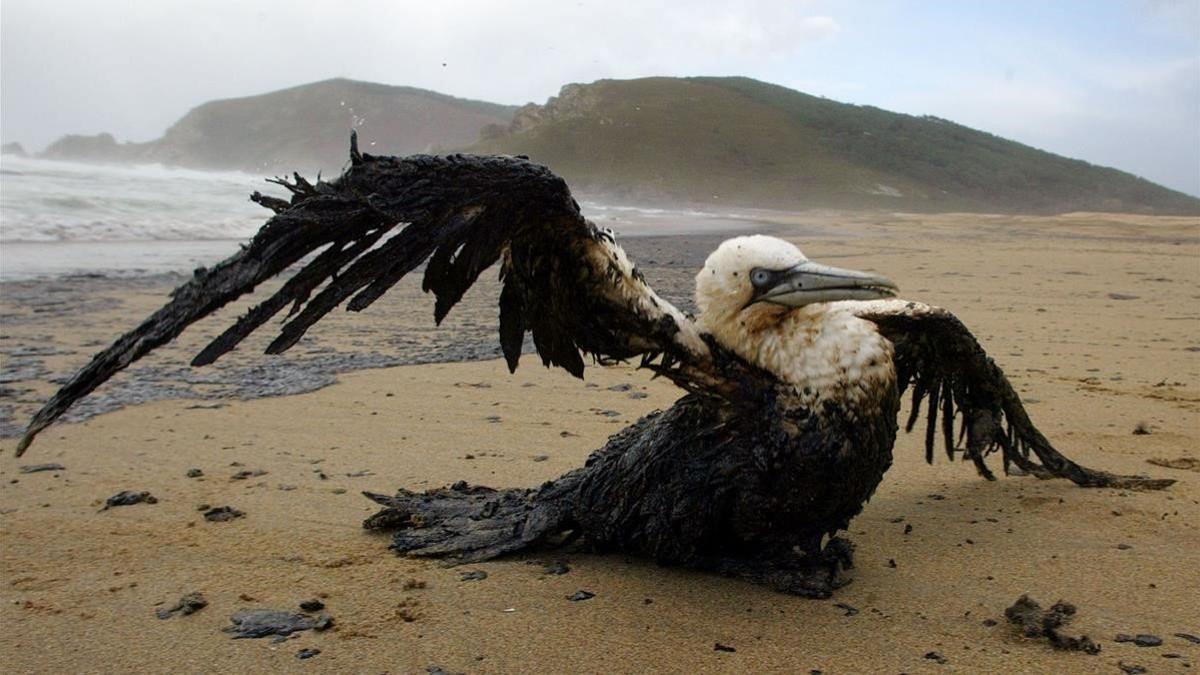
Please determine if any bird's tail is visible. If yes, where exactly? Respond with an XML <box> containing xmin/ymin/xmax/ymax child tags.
<box><xmin>362</xmin><ymin>478</ymin><xmax>578</xmax><ymax>564</ymax></box>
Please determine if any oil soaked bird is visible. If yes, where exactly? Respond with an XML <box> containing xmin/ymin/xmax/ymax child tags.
<box><xmin>16</xmin><ymin>140</ymin><xmax>1171</xmax><ymax>597</ymax></box>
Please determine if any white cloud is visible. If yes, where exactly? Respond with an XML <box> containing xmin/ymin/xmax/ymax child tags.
<box><xmin>1</xmin><ymin>0</ymin><xmax>844</xmax><ymax>151</ymax></box>
<box><xmin>886</xmin><ymin>55</ymin><xmax>1199</xmax><ymax>195</ymax></box>
<box><xmin>679</xmin><ymin>11</ymin><xmax>839</xmax><ymax>55</ymax></box>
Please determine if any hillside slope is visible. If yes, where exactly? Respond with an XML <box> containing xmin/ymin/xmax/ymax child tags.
<box><xmin>471</xmin><ymin>77</ymin><xmax>1199</xmax><ymax>214</ymax></box>
<box><xmin>42</xmin><ymin>79</ymin><xmax>517</xmax><ymax>175</ymax></box>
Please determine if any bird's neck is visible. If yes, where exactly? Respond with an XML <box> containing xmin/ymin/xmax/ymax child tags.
<box><xmin>700</xmin><ymin>302</ymin><xmax>895</xmax><ymax>400</ymax></box>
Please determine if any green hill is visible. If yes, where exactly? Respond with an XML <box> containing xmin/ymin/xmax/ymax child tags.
<box><xmin>37</xmin><ymin>75</ymin><xmax>1197</xmax><ymax>214</ymax></box>
<box><xmin>471</xmin><ymin>77</ymin><xmax>1200</xmax><ymax>214</ymax></box>
<box><xmin>42</xmin><ymin>79</ymin><xmax>518</xmax><ymax>175</ymax></box>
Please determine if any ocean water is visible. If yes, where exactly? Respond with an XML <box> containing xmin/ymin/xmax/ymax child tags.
<box><xmin>0</xmin><ymin>156</ymin><xmax>760</xmax><ymax>281</ymax></box>
<box><xmin>0</xmin><ymin>156</ymin><xmax>269</xmax><ymax>281</ymax></box>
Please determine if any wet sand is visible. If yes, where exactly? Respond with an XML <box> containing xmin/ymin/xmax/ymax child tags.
<box><xmin>1</xmin><ymin>211</ymin><xmax>1198</xmax><ymax>673</ymax></box>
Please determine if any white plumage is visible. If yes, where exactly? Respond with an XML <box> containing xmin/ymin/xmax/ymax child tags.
<box><xmin>697</xmin><ymin>236</ymin><xmax>897</xmax><ymax>406</ymax></box>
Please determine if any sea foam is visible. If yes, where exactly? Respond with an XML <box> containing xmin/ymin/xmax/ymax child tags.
<box><xmin>0</xmin><ymin>156</ymin><xmax>267</xmax><ymax>243</ymax></box>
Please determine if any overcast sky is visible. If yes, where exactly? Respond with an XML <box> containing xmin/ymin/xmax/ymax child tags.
<box><xmin>2</xmin><ymin>0</ymin><xmax>1197</xmax><ymax>196</ymax></box>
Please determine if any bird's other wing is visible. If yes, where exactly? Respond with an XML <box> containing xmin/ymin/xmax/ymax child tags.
<box><xmin>853</xmin><ymin>299</ymin><xmax>1173</xmax><ymax>490</ymax></box>
<box><xmin>16</xmin><ymin>137</ymin><xmax>712</xmax><ymax>455</ymax></box>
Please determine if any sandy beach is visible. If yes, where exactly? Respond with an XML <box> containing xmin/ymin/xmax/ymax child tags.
<box><xmin>1</xmin><ymin>211</ymin><xmax>1198</xmax><ymax>673</ymax></box>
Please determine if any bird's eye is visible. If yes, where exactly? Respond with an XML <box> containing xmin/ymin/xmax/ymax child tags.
<box><xmin>750</xmin><ymin>269</ymin><xmax>771</xmax><ymax>287</ymax></box>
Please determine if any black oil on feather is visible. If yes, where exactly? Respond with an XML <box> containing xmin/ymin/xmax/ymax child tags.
<box><xmin>15</xmin><ymin>136</ymin><xmax>1174</xmax><ymax>599</ymax></box>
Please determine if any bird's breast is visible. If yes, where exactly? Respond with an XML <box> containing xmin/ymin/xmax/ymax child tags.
<box><xmin>737</xmin><ymin>306</ymin><xmax>897</xmax><ymax>420</ymax></box>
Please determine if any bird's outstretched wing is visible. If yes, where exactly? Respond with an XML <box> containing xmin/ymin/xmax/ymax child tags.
<box><xmin>854</xmin><ymin>299</ymin><xmax>1173</xmax><ymax>490</ymax></box>
<box><xmin>16</xmin><ymin>138</ymin><xmax>712</xmax><ymax>455</ymax></box>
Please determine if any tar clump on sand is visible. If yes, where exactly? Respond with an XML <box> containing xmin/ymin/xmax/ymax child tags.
<box><xmin>1004</xmin><ymin>595</ymin><xmax>1101</xmax><ymax>654</ymax></box>
<box><xmin>102</xmin><ymin>490</ymin><xmax>157</xmax><ymax>510</ymax></box>
<box><xmin>222</xmin><ymin>609</ymin><xmax>333</xmax><ymax>639</ymax></box>
<box><xmin>1114</xmin><ymin>633</ymin><xmax>1163</xmax><ymax>647</ymax></box>
<box><xmin>203</xmin><ymin>506</ymin><xmax>244</xmax><ymax>522</ymax></box>
<box><xmin>19</xmin><ymin>463</ymin><xmax>65</xmax><ymax>474</ymax></box>
<box><xmin>924</xmin><ymin>651</ymin><xmax>948</xmax><ymax>664</ymax></box>
<box><xmin>156</xmin><ymin>592</ymin><xmax>208</xmax><ymax>619</ymax></box>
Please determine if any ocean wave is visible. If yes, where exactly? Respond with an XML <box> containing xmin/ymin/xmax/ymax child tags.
<box><xmin>0</xmin><ymin>156</ymin><xmax>771</xmax><ymax>279</ymax></box>
<box><xmin>0</xmin><ymin>156</ymin><xmax>269</xmax><ymax>243</ymax></box>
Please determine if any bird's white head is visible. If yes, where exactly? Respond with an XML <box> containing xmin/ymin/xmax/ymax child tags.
<box><xmin>695</xmin><ymin>235</ymin><xmax>898</xmax><ymax>329</ymax></box>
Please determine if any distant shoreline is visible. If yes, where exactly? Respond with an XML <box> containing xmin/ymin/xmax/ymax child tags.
<box><xmin>0</xmin><ymin>156</ymin><xmax>806</xmax><ymax>282</ymax></box>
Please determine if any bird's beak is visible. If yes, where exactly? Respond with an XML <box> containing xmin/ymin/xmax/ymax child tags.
<box><xmin>753</xmin><ymin>260</ymin><xmax>898</xmax><ymax>307</ymax></box>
